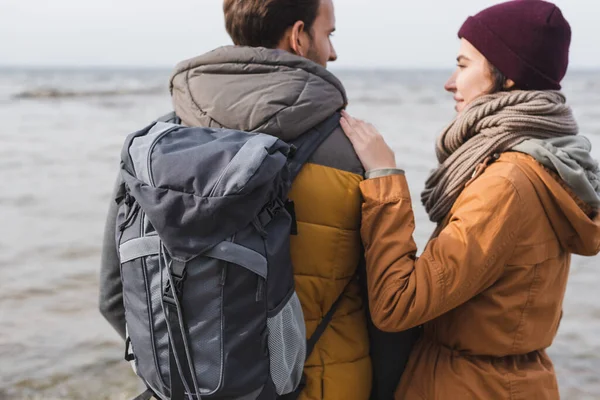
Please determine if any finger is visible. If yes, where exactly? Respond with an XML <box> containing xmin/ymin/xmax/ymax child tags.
<box><xmin>342</xmin><ymin>115</ymin><xmax>364</xmax><ymax>138</ymax></box>
<box><xmin>352</xmin><ymin>119</ymin><xmax>372</xmax><ymax>138</ymax></box>
<box><xmin>341</xmin><ymin>117</ymin><xmax>367</xmax><ymax>148</ymax></box>
<box><xmin>341</xmin><ymin>110</ymin><xmax>358</xmax><ymax>122</ymax></box>
<box><xmin>344</xmin><ymin>113</ymin><xmax>359</xmax><ymax>126</ymax></box>
<box><xmin>341</xmin><ymin>110</ymin><xmax>357</xmax><ymax>124</ymax></box>
<box><xmin>342</xmin><ymin>113</ymin><xmax>361</xmax><ymax>130</ymax></box>
<box><xmin>351</xmin><ymin>119</ymin><xmax>377</xmax><ymax>144</ymax></box>
<box><xmin>355</xmin><ymin>121</ymin><xmax>379</xmax><ymax>138</ymax></box>
<box><xmin>366</xmin><ymin>123</ymin><xmax>380</xmax><ymax>137</ymax></box>
<box><xmin>340</xmin><ymin>117</ymin><xmax>357</xmax><ymax>140</ymax></box>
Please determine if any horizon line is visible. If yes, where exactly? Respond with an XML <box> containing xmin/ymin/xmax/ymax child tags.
<box><xmin>1</xmin><ymin>64</ymin><xmax>599</xmax><ymax>72</ymax></box>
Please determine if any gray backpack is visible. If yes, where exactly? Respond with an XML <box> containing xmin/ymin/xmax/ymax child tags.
<box><xmin>116</xmin><ymin>112</ymin><xmax>345</xmax><ymax>400</ymax></box>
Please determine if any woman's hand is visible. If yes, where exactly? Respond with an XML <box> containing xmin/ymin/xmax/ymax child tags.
<box><xmin>340</xmin><ymin>111</ymin><xmax>397</xmax><ymax>172</ymax></box>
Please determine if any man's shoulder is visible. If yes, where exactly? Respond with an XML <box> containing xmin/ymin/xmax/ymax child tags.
<box><xmin>309</xmin><ymin>125</ymin><xmax>364</xmax><ymax>176</ymax></box>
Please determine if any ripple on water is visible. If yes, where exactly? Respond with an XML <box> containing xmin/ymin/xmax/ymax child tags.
<box><xmin>0</xmin><ymin>194</ymin><xmax>39</xmax><ymax>207</ymax></box>
<box><xmin>55</xmin><ymin>246</ymin><xmax>100</xmax><ymax>261</ymax></box>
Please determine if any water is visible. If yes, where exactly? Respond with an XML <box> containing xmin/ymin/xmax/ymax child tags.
<box><xmin>1</xmin><ymin>67</ymin><xmax>599</xmax><ymax>399</ymax></box>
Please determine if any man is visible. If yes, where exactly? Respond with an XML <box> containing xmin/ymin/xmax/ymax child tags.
<box><xmin>100</xmin><ymin>1</ymin><xmax>416</xmax><ymax>398</ymax></box>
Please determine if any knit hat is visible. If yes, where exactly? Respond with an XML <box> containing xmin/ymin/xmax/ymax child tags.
<box><xmin>458</xmin><ymin>0</ymin><xmax>571</xmax><ymax>90</ymax></box>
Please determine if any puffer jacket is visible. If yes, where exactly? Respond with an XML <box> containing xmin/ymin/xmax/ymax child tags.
<box><xmin>100</xmin><ymin>46</ymin><xmax>373</xmax><ymax>399</ymax></box>
<box><xmin>169</xmin><ymin>46</ymin><xmax>372</xmax><ymax>399</ymax></box>
<box><xmin>359</xmin><ymin>151</ymin><xmax>600</xmax><ymax>399</ymax></box>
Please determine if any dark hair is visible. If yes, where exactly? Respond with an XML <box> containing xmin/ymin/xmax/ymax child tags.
<box><xmin>488</xmin><ymin>62</ymin><xmax>516</xmax><ymax>93</ymax></box>
<box><xmin>223</xmin><ymin>0</ymin><xmax>321</xmax><ymax>49</ymax></box>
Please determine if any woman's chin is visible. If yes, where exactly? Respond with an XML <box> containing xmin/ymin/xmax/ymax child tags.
<box><xmin>455</xmin><ymin>101</ymin><xmax>466</xmax><ymax>113</ymax></box>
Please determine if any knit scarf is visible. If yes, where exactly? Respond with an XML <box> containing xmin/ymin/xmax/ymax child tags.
<box><xmin>421</xmin><ymin>90</ymin><xmax>578</xmax><ymax>224</ymax></box>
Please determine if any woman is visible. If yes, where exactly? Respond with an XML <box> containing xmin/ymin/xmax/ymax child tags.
<box><xmin>340</xmin><ymin>1</ymin><xmax>600</xmax><ymax>399</ymax></box>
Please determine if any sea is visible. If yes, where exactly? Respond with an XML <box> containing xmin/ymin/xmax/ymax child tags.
<box><xmin>1</xmin><ymin>67</ymin><xmax>599</xmax><ymax>399</ymax></box>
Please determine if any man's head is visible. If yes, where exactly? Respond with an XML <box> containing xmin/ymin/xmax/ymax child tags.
<box><xmin>223</xmin><ymin>0</ymin><xmax>337</xmax><ymax>67</ymax></box>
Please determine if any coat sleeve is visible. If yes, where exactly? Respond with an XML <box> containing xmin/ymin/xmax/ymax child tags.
<box><xmin>98</xmin><ymin>173</ymin><xmax>126</xmax><ymax>340</ymax></box>
<box><xmin>358</xmin><ymin>252</ymin><xmax>421</xmax><ymax>400</ymax></box>
<box><xmin>360</xmin><ymin>173</ymin><xmax>523</xmax><ymax>332</ymax></box>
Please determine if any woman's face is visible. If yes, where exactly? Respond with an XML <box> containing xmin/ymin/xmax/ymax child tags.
<box><xmin>445</xmin><ymin>39</ymin><xmax>495</xmax><ymax>113</ymax></box>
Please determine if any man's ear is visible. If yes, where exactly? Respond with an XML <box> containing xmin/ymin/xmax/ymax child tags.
<box><xmin>289</xmin><ymin>20</ymin><xmax>310</xmax><ymax>57</ymax></box>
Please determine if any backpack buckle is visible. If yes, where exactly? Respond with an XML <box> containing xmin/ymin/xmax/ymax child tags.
<box><xmin>288</xmin><ymin>144</ymin><xmax>298</xmax><ymax>158</ymax></box>
<box><xmin>268</xmin><ymin>198</ymin><xmax>285</xmax><ymax>217</ymax></box>
<box><xmin>256</xmin><ymin>198</ymin><xmax>286</xmax><ymax>229</ymax></box>
<box><xmin>163</xmin><ymin>261</ymin><xmax>187</xmax><ymax>306</ymax></box>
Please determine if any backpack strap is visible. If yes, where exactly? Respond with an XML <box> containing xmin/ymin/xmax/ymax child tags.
<box><xmin>306</xmin><ymin>278</ymin><xmax>349</xmax><ymax>358</ymax></box>
<box><xmin>131</xmin><ymin>388</ymin><xmax>155</xmax><ymax>400</ymax></box>
<box><xmin>163</xmin><ymin>259</ymin><xmax>197</xmax><ymax>400</ymax></box>
<box><xmin>156</xmin><ymin>111</ymin><xmax>181</xmax><ymax>125</ymax></box>
<box><xmin>279</xmin><ymin>274</ymin><xmax>355</xmax><ymax>400</ymax></box>
<box><xmin>255</xmin><ymin>112</ymin><xmax>341</xmax><ymax>232</ymax></box>
<box><xmin>287</xmin><ymin>112</ymin><xmax>341</xmax><ymax>180</ymax></box>
<box><xmin>287</xmin><ymin>112</ymin><xmax>346</xmax><ymax>361</ymax></box>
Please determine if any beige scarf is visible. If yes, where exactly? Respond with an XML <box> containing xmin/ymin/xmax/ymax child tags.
<box><xmin>421</xmin><ymin>90</ymin><xmax>578</xmax><ymax>224</ymax></box>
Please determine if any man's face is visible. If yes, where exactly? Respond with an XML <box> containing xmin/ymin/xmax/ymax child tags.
<box><xmin>306</xmin><ymin>0</ymin><xmax>338</xmax><ymax>67</ymax></box>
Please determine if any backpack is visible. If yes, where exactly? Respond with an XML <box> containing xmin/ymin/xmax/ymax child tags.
<box><xmin>116</xmin><ymin>112</ymin><xmax>346</xmax><ymax>400</ymax></box>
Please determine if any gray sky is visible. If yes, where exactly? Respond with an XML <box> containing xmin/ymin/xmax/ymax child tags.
<box><xmin>1</xmin><ymin>0</ymin><xmax>598</xmax><ymax>69</ymax></box>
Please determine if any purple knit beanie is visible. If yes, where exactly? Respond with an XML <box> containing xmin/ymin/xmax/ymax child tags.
<box><xmin>458</xmin><ymin>0</ymin><xmax>571</xmax><ymax>90</ymax></box>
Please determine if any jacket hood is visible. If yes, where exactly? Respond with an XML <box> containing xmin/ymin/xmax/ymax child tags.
<box><xmin>169</xmin><ymin>46</ymin><xmax>347</xmax><ymax>141</ymax></box>
<box><xmin>504</xmin><ymin>152</ymin><xmax>600</xmax><ymax>256</ymax></box>
<box><xmin>513</xmin><ymin>136</ymin><xmax>600</xmax><ymax>208</ymax></box>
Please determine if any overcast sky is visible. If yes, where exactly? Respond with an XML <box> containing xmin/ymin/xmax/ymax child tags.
<box><xmin>1</xmin><ymin>0</ymin><xmax>598</xmax><ymax>69</ymax></box>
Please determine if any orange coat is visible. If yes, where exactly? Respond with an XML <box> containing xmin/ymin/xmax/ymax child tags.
<box><xmin>360</xmin><ymin>152</ymin><xmax>600</xmax><ymax>399</ymax></box>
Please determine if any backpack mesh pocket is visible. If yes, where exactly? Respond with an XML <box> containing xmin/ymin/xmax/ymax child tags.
<box><xmin>266</xmin><ymin>291</ymin><xmax>306</xmax><ymax>395</ymax></box>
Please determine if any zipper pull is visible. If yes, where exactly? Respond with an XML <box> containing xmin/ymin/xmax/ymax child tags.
<box><xmin>256</xmin><ymin>278</ymin><xmax>265</xmax><ymax>302</ymax></box>
<box><xmin>220</xmin><ymin>265</ymin><xmax>228</xmax><ymax>286</ymax></box>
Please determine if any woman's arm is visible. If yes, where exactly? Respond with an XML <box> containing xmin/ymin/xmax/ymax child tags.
<box><xmin>360</xmin><ymin>172</ymin><xmax>522</xmax><ymax>332</ymax></box>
